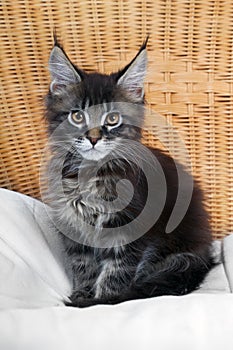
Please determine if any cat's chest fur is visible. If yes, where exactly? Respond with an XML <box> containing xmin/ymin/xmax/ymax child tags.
<box><xmin>60</xmin><ymin>159</ymin><xmax>143</xmax><ymax>234</ymax></box>
<box><xmin>66</xmin><ymin>173</ymin><xmax>113</xmax><ymax>228</ymax></box>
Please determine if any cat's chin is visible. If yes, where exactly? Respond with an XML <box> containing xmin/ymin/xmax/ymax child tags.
<box><xmin>79</xmin><ymin>149</ymin><xmax>110</xmax><ymax>162</ymax></box>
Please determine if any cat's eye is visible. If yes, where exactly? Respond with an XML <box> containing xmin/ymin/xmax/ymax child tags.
<box><xmin>70</xmin><ymin>110</ymin><xmax>85</xmax><ymax>124</ymax></box>
<box><xmin>105</xmin><ymin>112</ymin><xmax>121</xmax><ymax>126</ymax></box>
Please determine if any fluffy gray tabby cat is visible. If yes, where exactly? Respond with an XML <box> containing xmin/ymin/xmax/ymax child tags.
<box><xmin>45</xmin><ymin>36</ymin><xmax>214</xmax><ymax>307</ymax></box>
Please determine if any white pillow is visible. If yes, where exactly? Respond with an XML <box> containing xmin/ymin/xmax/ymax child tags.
<box><xmin>0</xmin><ymin>188</ymin><xmax>71</xmax><ymax>309</ymax></box>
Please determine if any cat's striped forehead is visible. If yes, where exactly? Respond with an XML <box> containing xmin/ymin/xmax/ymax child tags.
<box><xmin>78</xmin><ymin>72</ymin><xmax>117</xmax><ymax>108</ymax></box>
<box><xmin>81</xmin><ymin>98</ymin><xmax>112</xmax><ymax>115</ymax></box>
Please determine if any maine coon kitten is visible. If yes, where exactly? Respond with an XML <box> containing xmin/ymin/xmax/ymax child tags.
<box><xmin>45</xmin><ymin>37</ymin><xmax>215</xmax><ymax>307</ymax></box>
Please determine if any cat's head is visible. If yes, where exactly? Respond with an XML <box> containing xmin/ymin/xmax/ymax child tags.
<box><xmin>45</xmin><ymin>37</ymin><xmax>148</xmax><ymax>161</ymax></box>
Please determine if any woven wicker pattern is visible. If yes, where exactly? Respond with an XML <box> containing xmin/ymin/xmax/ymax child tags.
<box><xmin>1</xmin><ymin>0</ymin><xmax>233</xmax><ymax>238</ymax></box>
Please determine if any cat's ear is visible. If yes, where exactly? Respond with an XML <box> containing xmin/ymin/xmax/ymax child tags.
<box><xmin>49</xmin><ymin>43</ymin><xmax>83</xmax><ymax>95</ymax></box>
<box><xmin>116</xmin><ymin>38</ymin><xmax>148</xmax><ymax>101</ymax></box>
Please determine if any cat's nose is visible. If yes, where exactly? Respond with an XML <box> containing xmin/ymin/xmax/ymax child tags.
<box><xmin>87</xmin><ymin>136</ymin><xmax>100</xmax><ymax>146</ymax></box>
<box><xmin>86</xmin><ymin>127</ymin><xmax>102</xmax><ymax>146</ymax></box>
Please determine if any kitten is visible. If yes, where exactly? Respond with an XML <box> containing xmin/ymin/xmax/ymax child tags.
<box><xmin>45</xmin><ymin>36</ymin><xmax>215</xmax><ymax>307</ymax></box>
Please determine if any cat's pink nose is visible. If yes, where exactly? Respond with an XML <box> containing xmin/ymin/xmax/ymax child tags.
<box><xmin>88</xmin><ymin>137</ymin><xmax>100</xmax><ymax>146</ymax></box>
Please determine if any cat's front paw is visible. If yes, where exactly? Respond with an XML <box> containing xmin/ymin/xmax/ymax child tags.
<box><xmin>65</xmin><ymin>296</ymin><xmax>100</xmax><ymax>308</ymax></box>
<box><xmin>65</xmin><ymin>290</ymin><xmax>97</xmax><ymax>308</ymax></box>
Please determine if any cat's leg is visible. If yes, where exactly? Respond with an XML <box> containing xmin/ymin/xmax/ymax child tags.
<box><xmin>67</xmin><ymin>253</ymin><xmax>100</xmax><ymax>305</ymax></box>
<box><xmin>67</xmin><ymin>258</ymin><xmax>134</xmax><ymax>307</ymax></box>
<box><xmin>94</xmin><ymin>259</ymin><xmax>126</xmax><ymax>299</ymax></box>
<box><xmin>131</xmin><ymin>249</ymin><xmax>215</xmax><ymax>298</ymax></box>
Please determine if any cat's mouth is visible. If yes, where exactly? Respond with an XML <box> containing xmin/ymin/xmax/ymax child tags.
<box><xmin>74</xmin><ymin>137</ymin><xmax>117</xmax><ymax>161</ymax></box>
<box><xmin>77</xmin><ymin>143</ymin><xmax>112</xmax><ymax>161</ymax></box>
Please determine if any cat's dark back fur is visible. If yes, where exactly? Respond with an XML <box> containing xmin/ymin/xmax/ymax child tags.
<box><xmin>45</xmin><ymin>37</ymin><xmax>215</xmax><ymax>307</ymax></box>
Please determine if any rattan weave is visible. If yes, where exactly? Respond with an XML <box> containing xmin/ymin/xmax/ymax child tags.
<box><xmin>1</xmin><ymin>0</ymin><xmax>233</xmax><ymax>239</ymax></box>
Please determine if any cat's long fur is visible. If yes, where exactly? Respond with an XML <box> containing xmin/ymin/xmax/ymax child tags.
<box><xmin>45</xmin><ymin>37</ymin><xmax>215</xmax><ymax>307</ymax></box>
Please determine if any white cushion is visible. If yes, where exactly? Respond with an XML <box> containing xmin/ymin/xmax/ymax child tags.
<box><xmin>0</xmin><ymin>188</ymin><xmax>233</xmax><ymax>350</ymax></box>
<box><xmin>0</xmin><ymin>188</ymin><xmax>71</xmax><ymax>308</ymax></box>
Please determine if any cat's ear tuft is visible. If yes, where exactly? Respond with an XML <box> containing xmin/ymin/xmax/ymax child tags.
<box><xmin>49</xmin><ymin>44</ymin><xmax>82</xmax><ymax>95</ymax></box>
<box><xmin>116</xmin><ymin>39</ymin><xmax>148</xmax><ymax>101</ymax></box>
